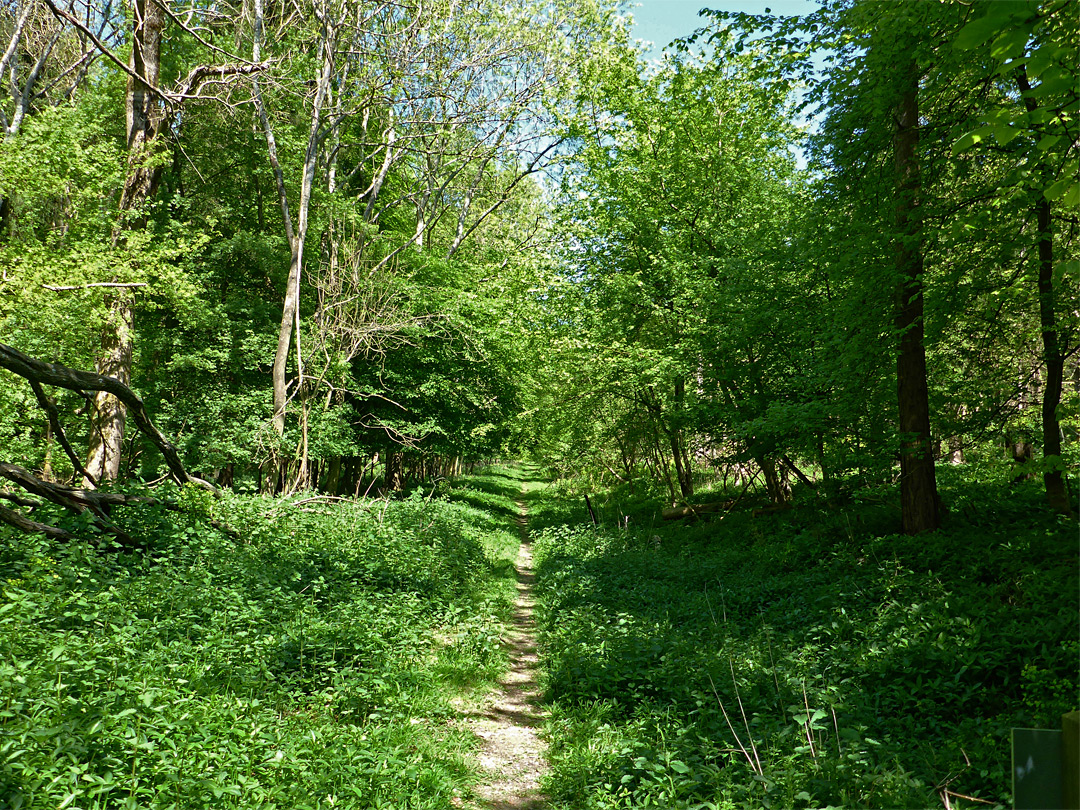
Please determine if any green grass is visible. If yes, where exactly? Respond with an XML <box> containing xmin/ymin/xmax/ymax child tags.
<box><xmin>530</xmin><ymin>465</ymin><xmax>1078</xmax><ymax>809</ymax></box>
<box><xmin>0</xmin><ymin>466</ymin><xmax>528</xmax><ymax>810</ymax></box>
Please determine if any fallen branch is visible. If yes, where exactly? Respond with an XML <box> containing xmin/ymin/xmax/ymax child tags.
<box><xmin>662</xmin><ymin>500</ymin><xmax>732</xmax><ymax>520</ymax></box>
<box><xmin>0</xmin><ymin>461</ymin><xmax>147</xmax><ymax>547</ymax></box>
<box><xmin>0</xmin><ymin>343</ymin><xmax>220</xmax><ymax>547</ymax></box>
<box><xmin>0</xmin><ymin>501</ymin><xmax>73</xmax><ymax>541</ymax></box>
<box><xmin>28</xmin><ymin>379</ymin><xmax>97</xmax><ymax>487</ymax></box>
<box><xmin>42</xmin><ymin>282</ymin><xmax>148</xmax><ymax>291</ymax></box>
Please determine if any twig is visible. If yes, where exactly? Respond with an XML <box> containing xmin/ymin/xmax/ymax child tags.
<box><xmin>292</xmin><ymin>495</ymin><xmax>356</xmax><ymax>506</ymax></box>
<box><xmin>945</xmin><ymin>790</ymin><xmax>994</xmax><ymax>805</ymax></box>
<box><xmin>730</xmin><ymin>656</ymin><xmax>763</xmax><ymax>774</ymax></box>
<box><xmin>707</xmin><ymin>671</ymin><xmax>761</xmax><ymax>775</ymax></box>
<box><xmin>831</xmin><ymin>706</ymin><xmax>841</xmax><ymax>757</ymax></box>
<box><xmin>802</xmin><ymin>681</ymin><xmax>817</xmax><ymax>759</ymax></box>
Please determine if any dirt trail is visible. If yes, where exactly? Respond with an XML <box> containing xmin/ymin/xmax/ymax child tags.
<box><xmin>467</xmin><ymin>495</ymin><xmax>549</xmax><ymax>810</ymax></box>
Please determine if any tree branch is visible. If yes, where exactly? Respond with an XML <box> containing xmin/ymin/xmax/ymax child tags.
<box><xmin>0</xmin><ymin>343</ymin><xmax>216</xmax><ymax>492</ymax></box>
<box><xmin>0</xmin><ymin>501</ymin><xmax>73</xmax><ymax>541</ymax></box>
<box><xmin>28</xmin><ymin>379</ymin><xmax>97</xmax><ymax>487</ymax></box>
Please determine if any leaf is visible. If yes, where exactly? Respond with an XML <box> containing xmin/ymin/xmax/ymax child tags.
<box><xmin>1035</xmin><ymin>134</ymin><xmax>1062</xmax><ymax>152</ymax></box>
<box><xmin>989</xmin><ymin>26</ymin><xmax>1030</xmax><ymax>63</ymax></box>
<box><xmin>669</xmin><ymin>759</ymin><xmax>691</xmax><ymax>773</ymax></box>
<box><xmin>952</xmin><ymin>14</ymin><xmax>1003</xmax><ymax>52</ymax></box>
<box><xmin>1044</xmin><ymin>176</ymin><xmax>1076</xmax><ymax>202</ymax></box>
<box><xmin>952</xmin><ymin>125</ymin><xmax>994</xmax><ymax>155</ymax></box>
<box><xmin>992</xmin><ymin>125</ymin><xmax>1023</xmax><ymax>146</ymax></box>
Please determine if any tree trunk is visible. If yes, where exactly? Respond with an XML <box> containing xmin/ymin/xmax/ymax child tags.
<box><xmin>669</xmin><ymin>430</ymin><xmax>693</xmax><ymax>498</ymax></box>
<box><xmin>757</xmin><ymin>455</ymin><xmax>790</xmax><ymax>506</ymax></box>
<box><xmin>385</xmin><ymin>449</ymin><xmax>404</xmax><ymax>493</ymax></box>
<box><xmin>893</xmin><ymin>54</ymin><xmax>940</xmax><ymax>535</ymax></box>
<box><xmin>256</xmin><ymin>0</ymin><xmax>334</xmax><ymax>439</ymax></box>
<box><xmin>85</xmin><ymin>291</ymin><xmax>135</xmax><ymax>484</ymax></box>
<box><xmin>84</xmin><ymin>0</ymin><xmax>165</xmax><ymax>484</ymax></box>
<box><xmin>324</xmin><ymin>455</ymin><xmax>342</xmax><ymax>495</ymax></box>
<box><xmin>1017</xmin><ymin>68</ymin><xmax>1071</xmax><ymax>514</ymax></box>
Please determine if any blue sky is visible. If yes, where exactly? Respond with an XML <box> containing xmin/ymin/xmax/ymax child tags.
<box><xmin>630</xmin><ymin>0</ymin><xmax>821</xmax><ymax>57</ymax></box>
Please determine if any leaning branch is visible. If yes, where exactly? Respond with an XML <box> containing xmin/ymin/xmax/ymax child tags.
<box><xmin>0</xmin><ymin>343</ymin><xmax>216</xmax><ymax>492</ymax></box>
<box><xmin>0</xmin><ymin>461</ymin><xmax>143</xmax><ymax>546</ymax></box>
<box><xmin>28</xmin><ymin>379</ymin><xmax>97</xmax><ymax>487</ymax></box>
<box><xmin>42</xmin><ymin>282</ymin><xmax>149</xmax><ymax>291</ymax></box>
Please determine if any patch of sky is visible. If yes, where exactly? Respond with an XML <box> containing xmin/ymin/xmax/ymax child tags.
<box><xmin>628</xmin><ymin>0</ymin><xmax>830</xmax><ymax>169</ymax></box>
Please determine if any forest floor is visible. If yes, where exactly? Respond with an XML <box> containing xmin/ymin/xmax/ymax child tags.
<box><xmin>465</xmin><ymin>490</ymin><xmax>550</xmax><ymax>809</ymax></box>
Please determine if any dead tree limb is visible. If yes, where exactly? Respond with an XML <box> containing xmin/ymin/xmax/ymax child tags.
<box><xmin>28</xmin><ymin>379</ymin><xmax>97</xmax><ymax>487</ymax></box>
<box><xmin>0</xmin><ymin>461</ymin><xmax>143</xmax><ymax>546</ymax></box>
<box><xmin>0</xmin><ymin>490</ymin><xmax>40</xmax><ymax>509</ymax></box>
<box><xmin>0</xmin><ymin>501</ymin><xmax>74</xmax><ymax>541</ymax></box>
<box><xmin>781</xmin><ymin>455</ymin><xmax>817</xmax><ymax>490</ymax></box>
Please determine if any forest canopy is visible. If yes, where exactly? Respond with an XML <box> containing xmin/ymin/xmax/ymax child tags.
<box><xmin>0</xmin><ymin>0</ymin><xmax>1076</xmax><ymax>531</ymax></box>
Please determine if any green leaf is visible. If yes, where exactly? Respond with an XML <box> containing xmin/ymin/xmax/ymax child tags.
<box><xmin>993</xmin><ymin>125</ymin><xmax>1023</xmax><ymax>146</ymax></box>
<box><xmin>1044</xmin><ymin>176</ymin><xmax>1076</xmax><ymax>202</ymax></box>
<box><xmin>952</xmin><ymin>125</ymin><xmax>994</xmax><ymax>155</ymax></box>
<box><xmin>953</xmin><ymin>14</ymin><xmax>1004</xmax><ymax>52</ymax></box>
<box><xmin>1035</xmin><ymin>134</ymin><xmax>1062</xmax><ymax>152</ymax></box>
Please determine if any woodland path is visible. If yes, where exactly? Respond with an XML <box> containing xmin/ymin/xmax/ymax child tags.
<box><xmin>466</xmin><ymin>489</ymin><xmax>549</xmax><ymax>809</ymax></box>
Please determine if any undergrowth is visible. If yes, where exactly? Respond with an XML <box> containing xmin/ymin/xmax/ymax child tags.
<box><xmin>0</xmin><ymin>466</ymin><xmax>526</xmax><ymax>810</ymax></box>
<box><xmin>531</xmin><ymin>465</ymin><xmax>1078</xmax><ymax>810</ymax></box>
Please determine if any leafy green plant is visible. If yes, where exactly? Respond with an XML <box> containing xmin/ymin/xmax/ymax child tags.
<box><xmin>0</xmin><ymin>465</ymin><xmax>531</xmax><ymax>809</ymax></box>
<box><xmin>533</xmin><ymin>467</ymin><xmax>1076</xmax><ymax>809</ymax></box>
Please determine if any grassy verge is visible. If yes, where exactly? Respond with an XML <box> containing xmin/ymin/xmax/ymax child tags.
<box><xmin>0</xmin><ymin>466</ymin><xmax>527</xmax><ymax>809</ymax></box>
<box><xmin>531</xmin><ymin>466</ymin><xmax>1078</xmax><ymax>809</ymax></box>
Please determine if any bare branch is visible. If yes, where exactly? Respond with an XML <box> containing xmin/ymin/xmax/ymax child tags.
<box><xmin>28</xmin><ymin>379</ymin><xmax>97</xmax><ymax>487</ymax></box>
<box><xmin>43</xmin><ymin>282</ymin><xmax>149</xmax><ymax>291</ymax></box>
<box><xmin>0</xmin><ymin>500</ymin><xmax>73</xmax><ymax>541</ymax></box>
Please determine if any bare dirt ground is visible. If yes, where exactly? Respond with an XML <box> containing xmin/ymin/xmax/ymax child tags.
<box><xmin>464</xmin><ymin>498</ymin><xmax>549</xmax><ymax>810</ymax></box>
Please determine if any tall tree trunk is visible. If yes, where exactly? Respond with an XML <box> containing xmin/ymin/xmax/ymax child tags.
<box><xmin>893</xmin><ymin>55</ymin><xmax>940</xmax><ymax>535</ymax></box>
<box><xmin>256</xmin><ymin>0</ymin><xmax>334</xmax><ymax>439</ymax></box>
<box><xmin>1017</xmin><ymin>68</ymin><xmax>1071</xmax><ymax>514</ymax></box>
<box><xmin>84</xmin><ymin>0</ymin><xmax>165</xmax><ymax>484</ymax></box>
<box><xmin>1033</xmin><ymin>195</ymin><xmax>1070</xmax><ymax>512</ymax></box>
<box><xmin>85</xmin><ymin>292</ymin><xmax>134</xmax><ymax>484</ymax></box>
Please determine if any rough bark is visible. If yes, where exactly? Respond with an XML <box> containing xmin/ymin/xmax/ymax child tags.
<box><xmin>84</xmin><ymin>291</ymin><xmax>134</xmax><ymax>484</ymax></box>
<box><xmin>757</xmin><ymin>455</ymin><xmax>791</xmax><ymax>506</ymax></box>
<box><xmin>82</xmin><ymin>0</ymin><xmax>165</xmax><ymax>483</ymax></box>
<box><xmin>893</xmin><ymin>55</ymin><xmax>940</xmax><ymax>535</ymax></box>
<box><xmin>385</xmin><ymin>450</ymin><xmax>404</xmax><ymax>492</ymax></box>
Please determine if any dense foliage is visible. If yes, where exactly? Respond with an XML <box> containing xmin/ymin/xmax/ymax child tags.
<box><xmin>0</xmin><ymin>468</ymin><xmax>526</xmax><ymax>808</ymax></box>
<box><xmin>530</xmin><ymin>468</ymin><xmax>1077</xmax><ymax>809</ymax></box>
<box><xmin>0</xmin><ymin>0</ymin><xmax>1077</xmax><ymax>807</ymax></box>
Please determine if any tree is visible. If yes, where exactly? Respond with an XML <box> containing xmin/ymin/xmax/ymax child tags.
<box><xmin>891</xmin><ymin>40</ymin><xmax>941</xmax><ymax>534</ymax></box>
<box><xmin>950</xmin><ymin>0</ymin><xmax>1077</xmax><ymax>513</ymax></box>
<box><xmin>35</xmin><ymin>0</ymin><xmax>263</xmax><ymax>484</ymax></box>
